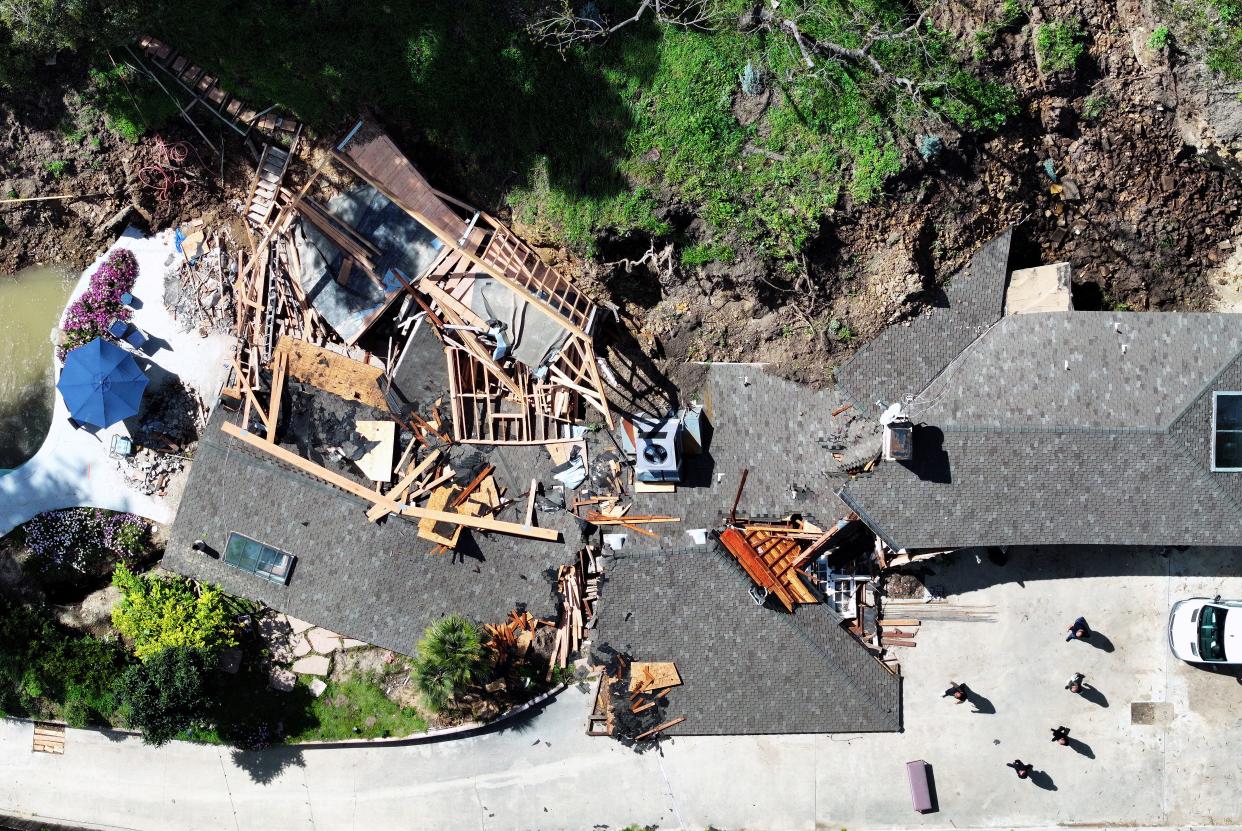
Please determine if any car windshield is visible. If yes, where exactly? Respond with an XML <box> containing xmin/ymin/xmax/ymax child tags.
<box><xmin>1198</xmin><ymin>605</ymin><xmax>1229</xmax><ymax>662</ymax></box>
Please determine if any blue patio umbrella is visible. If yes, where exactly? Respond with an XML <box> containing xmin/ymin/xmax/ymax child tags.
<box><xmin>56</xmin><ymin>337</ymin><xmax>149</xmax><ymax>428</ymax></box>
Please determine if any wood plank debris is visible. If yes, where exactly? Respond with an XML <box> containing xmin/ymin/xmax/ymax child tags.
<box><xmin>353</xmin><ymin>420</ymin><xmax>396</xmax><ymax>482</ymax></box>
<box><xmin>32</xmin><ymin>722</ymin><xmax>65</xmax><ymax>754</ymax></box>
<box><xmin>628</xmin><ymin>662</ymin><xmax>682</xmax><ymax>693</ymax></box>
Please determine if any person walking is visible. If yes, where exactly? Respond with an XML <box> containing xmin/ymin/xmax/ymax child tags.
<box><xmin>1051</xmin><ymin>726</ymin><xmax>1071</xmax><ymax>745</ymax></box>
<box><xmin>1066</xmin><ymin>672</ymin><xmax>1085</xmax><ymax>694</ymax></box>
<box><xmin>943</xmin><ymin>681</ymin><xmax>969</xmax><ymax>703</ymax></box>
<box><xmin>1007</xmin><ymin>759</ymin><xmax>1033</xmax><ymax>779</ymax></box>
<box><xmin>1066</xmin><ymin>616</ymin><xmax>1092</xmax><ymax>641</ymax></box>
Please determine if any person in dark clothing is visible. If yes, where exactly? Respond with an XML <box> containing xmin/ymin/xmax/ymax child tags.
<box><xmin>1008</xmin><ymin>759</ymin><xmax>1033</xmax><ymax>779</ymax></box>
<box><xmin>1066</xmin><ymin>672</ymin><xmax>1085</xmax><ymax>694</ymax></box>
<box><xmin>1066</xmin><ymin>616</ymin><xmax>1092</xmax><ymax>641</ymax></box>
<box><xmin>1051</xmin><ymin>726</ymin><xmax>1071</xmax><ymax>745</ymax></box>
<box><xmin>943</xmin><ymin>681</ymin><xmax>969</xmax><ymax>703</ymax></box>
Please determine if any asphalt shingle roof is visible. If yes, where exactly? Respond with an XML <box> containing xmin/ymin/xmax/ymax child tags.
<box><xmin>163</xmin><ymin>407</ymin><xmax>581</xmax><ymax>654</ymax></box>
<box><xmin>592</xmin><ymin>543</ymin><xmax>901</xmax><ymax>735</ymax></box>
<box><xmin>835</xmin><ymin>230</ymin><xmax>1242</xmax><ymax>550</ymax></box>
<box><xmin>835</xmin><ymin>228</ymin><xmax>1013</xmax><ymax>418</ymax></box>
<box><xmin>914</xmin><ymin>312</ymin><xmax>1242</xmax><ymax>430</ymax></box>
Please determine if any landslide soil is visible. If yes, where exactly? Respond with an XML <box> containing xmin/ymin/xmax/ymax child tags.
<box><xmin>571</xmin><ymin>0</ymin><xmax>1242</xmax><ymax>392</ymax></box>
<box><xmin>0</xmin><ymin>64</ymin><xmax>253</xmax><ymax>274</ymax></box>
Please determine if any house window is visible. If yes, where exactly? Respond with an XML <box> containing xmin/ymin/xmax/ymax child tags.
<box><xmin>1212</xmin><ymin>392</ymin><xmax>1242</xmax><ymax>472</ymax></box>
<box><xmin>223</xmin><ymin>533</ymin><xmax>295</xmax><ymax>584</ymax></box>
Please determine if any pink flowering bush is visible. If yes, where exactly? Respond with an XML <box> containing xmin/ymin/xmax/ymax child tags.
<box><xmin>58</xmin><ymin>248</ymin><xmax>139</xmax><ymax>362</ymax></box>
<box><xmin>18</xmin><ymin>508</ymin><xmax>152</xmax><ymax>598</ymax></box>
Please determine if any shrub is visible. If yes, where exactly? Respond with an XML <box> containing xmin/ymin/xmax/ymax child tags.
<box><xmin>42</xmin><ymin>159</ymin><xmax>68</xmax><ymax>178</ymax></box>
<box><xmin>111</xmin><ymin>564</ymin><xmax>237</xmax><ymax>661</ymax></box>
<box><xmin>58</xmin><ymin>247</ymin><xmax>138</xmax><ymax>361</ymax></box>
<box><xmin>114</xmin><ymin>646</ymin><xmax>210</xmax><ymax>745</ymax></box>
<box><xmin>1082</xmin><ymin>95</ymin><xmax>1109</xmax><ymax>120</ymax></box>
<box><xmin>20</xmin><ymin>508</ymin><xmax>151</xmax><ymax>590</ymax></box>
<box><xmin>0</xmin><ymin>599</ymin><xmax>131</xmax><ymax>723</ymax></box>
<box><xmin>1149</xmin><ymin>25</ymin><xmax>1172</xmax><ymax>49</ymax></box>
<box><xmin>412</xmin><ymin>615</ymin><xmax>485</xmax><ymax>712</ymax></box>
<box><xmin>1037</xmin><ymin>21</ymin><xmax>1085</xmax><ymax>73</ymax></box>
<box><xmin>680</xmin><ymin>242</ymin><xmax>736</xmax><ymax>266</ymax></box>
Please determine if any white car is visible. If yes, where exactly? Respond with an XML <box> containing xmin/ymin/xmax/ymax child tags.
<box><xmin>1168</xmin><ymin>597</ymin><xmax>1242</xmax><ymax>664</ymax></box>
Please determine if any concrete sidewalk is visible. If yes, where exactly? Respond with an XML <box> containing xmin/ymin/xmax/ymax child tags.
<box><xmin>1</xmin><ymin>545</ymin><xmax>1241</xmax><ymax>830</ymax></box>
<box><xmin>0</xmin><ymin>227</ymin><xmax>231</xmax><ymax>536</ymax></box>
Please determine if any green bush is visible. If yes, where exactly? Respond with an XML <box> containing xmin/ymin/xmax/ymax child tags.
<box><xmin>680</xmin><ymin>242</ymin><xmax>736</xmax><ymax>266</ymax></box>
<box><xmin>111</xmin><ymin>564</ymin><xmax>237</xmax><ymax>661</ymax></box>
<box><xmin>42</xmin><ymin>160</ymin><xmax>68</xmax><ymax>178</ymax></box>
<box><xmin>412</xmin><ymin>615</ymin><xmax>485</xmax><ymax>712</ymax></box>
<box><xmin>1082</xmin><ymin>95</ymin><xmax>1109</xmax><ymax>120</ymax></box>
<box><xmin>1149</xmin><ymin>25</ymin><xmax>1172</xmax><ymax>49</ymax></box>
<box><xmin>114</xmin><ymin>646</ymin><xmax>210</xmax><ymax>745</ymax></box>
<box><xmin>0</xmin><ymin>599</ymin><xmax>131</xmax><ymax>724</ymax></box>
<box><xmin>1036</xmin><ymin>20</ymin><xmax>1085</xmax><ymax>73</ymax></box>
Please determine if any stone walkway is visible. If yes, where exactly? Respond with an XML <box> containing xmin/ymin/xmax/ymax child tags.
<box><xmin>0</xmin><ymin>227</ymin><xmax>232</xmax><ymax>536</ymax></box>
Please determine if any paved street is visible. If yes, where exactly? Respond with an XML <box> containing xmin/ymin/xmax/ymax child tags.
<box><xmin>2</xmin><ymin>545</ymin><xmax>1241</xmax><ymax>831</ymax></box>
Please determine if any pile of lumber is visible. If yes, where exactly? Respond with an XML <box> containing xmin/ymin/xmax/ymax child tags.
<box><xmin>483</xmin><ymin>610</ymin><xmax>544</xmax><ymax>664</ymax></box>
<box><xmin>549</xmin><ymin>548</ymin><xmax>601</xmax><ymax>674</ymax></box>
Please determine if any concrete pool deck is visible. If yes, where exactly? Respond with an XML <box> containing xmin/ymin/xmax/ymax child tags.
<box><xmin>0</xmin><ymin>226</ymin><xmax>232</xmax><ymax>536</ymax></box>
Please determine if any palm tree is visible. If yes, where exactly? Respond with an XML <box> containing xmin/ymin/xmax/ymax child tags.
<box><xmin>413</xmin><ymin>614</ymin><xmax>485</xmax><ymax>711</ymax></box>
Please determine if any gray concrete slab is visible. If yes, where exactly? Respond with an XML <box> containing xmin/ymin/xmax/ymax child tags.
<box><xmin>3</xmin><ymin>545</ymin><xmax>1242</xmax><ymax>830</ymax></box>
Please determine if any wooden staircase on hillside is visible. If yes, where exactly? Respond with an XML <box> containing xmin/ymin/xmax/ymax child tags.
<box><xmin>244</xmin><ymin>138</ymin><xmax>298</xmax><ymax>229</ymax></box>
<box><xmin>133</xmin><ymin>36</ymin><xmax>301</xmax><ymax>142</ymax></box>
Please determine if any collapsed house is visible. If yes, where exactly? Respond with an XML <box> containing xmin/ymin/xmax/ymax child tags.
<box><xmin>835</xmin><ymin>229</ymin><xmax>1242</xmax><ymax>550</ymax></box>
<box><xmin>226</xmin><ymin>120</ymin><xmax>611</xmax><ymax>447</ymax></box>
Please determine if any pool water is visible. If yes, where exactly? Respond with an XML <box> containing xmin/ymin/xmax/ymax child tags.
<box><xmin>0</xmin><ymin>265</ymin><xmax>74</xmax><ymax>469</ymax></box>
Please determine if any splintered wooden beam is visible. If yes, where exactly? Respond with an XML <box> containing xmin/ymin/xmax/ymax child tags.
<box><xmin>221</xmin><ymin>421</ymin><xmax>560</xmax><ymax>541</ymax></box>
<box><xmin>263</xmin><ymin>349</ymin><xmax>288</xmax><ymax>442</ymax></box>
<box><xmin>634</xmin><ymin>716</ymin><xmax>685</xmax><ymax>741</ymax></box>
<box><xmin>525</xmin><ymin>477</ymin><xmax>538</xmax><ymax>527</ymax></box>
<box><xmin>365</xmin><ymin>447</ymin><xmax>443</xmax><ymax>521</ymax></box>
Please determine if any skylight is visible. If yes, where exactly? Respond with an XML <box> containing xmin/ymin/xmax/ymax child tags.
<box><xmin>1212</xmin><ymin>392</ymin><xmax>1242</xmax><ymax>472</ymax></box>
<box><xmin>223</xmin><ymin>532</ymin><xmax>295</xmax><ymax>584</ymax></box>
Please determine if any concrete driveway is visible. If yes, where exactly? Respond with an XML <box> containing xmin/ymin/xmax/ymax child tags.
<box><xmin>1</xmin><ymin>545</ymin><xmax>1240</xmax><ymax>830</ymax></box>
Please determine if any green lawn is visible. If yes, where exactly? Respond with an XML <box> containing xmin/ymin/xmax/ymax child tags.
<box><xmin>287</xmin><ymin>674</ymin><xmax>428</xmax><ymax>742</ymax></box>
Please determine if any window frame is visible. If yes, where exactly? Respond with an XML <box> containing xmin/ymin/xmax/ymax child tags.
<box><xmin>1210</xmin><ymin>391</ymin><xmax>1242</xmax><ymax>472</ymax></box>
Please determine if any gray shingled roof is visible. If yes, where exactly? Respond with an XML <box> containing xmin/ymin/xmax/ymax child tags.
<box><xmin>913</xmin><ymin>312</ymin><xmax>1242</xmax><ymax>430</ymax></box>
<box><xmin>835</xmin><ymin>228</ymin><xmax>1013</xmax><ymax>417</ymax></box>
<box><xmin>835</xmin><ymin>233</ymin><xmax>1242</xmax><ymax>550</ymax></box>
<box><xmin>592</xmin><ymin>543</ymin><xmax>901</xmax><ymax>735</ymax></box>
<box><xmin>163</xmin><ymin>407</ymin><xmax>581</xmax><ymax>654</ymax></box>
<box><xmin>839</xmin><ymin>428</ymin><xmax>1242</xmax><ymax>550</ymax></box>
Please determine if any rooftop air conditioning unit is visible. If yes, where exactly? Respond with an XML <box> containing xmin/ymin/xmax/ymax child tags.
<box><xmin>634</xmin><ymin>414</ymin><xmax>684</xmax><ymax>483</ymax></box>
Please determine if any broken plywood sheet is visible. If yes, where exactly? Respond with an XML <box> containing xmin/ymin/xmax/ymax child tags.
<box><xmin>1005</xmin><ymin>262</ymin><xmax>1073</xmax><ymax>315</ymax></box>
<box><xmin>417</xmin><ymin>485</ymin><xmax>486</xmax><ymax>548</ymax></box>
<box><xmin>629</xmin><ymin>662</ymin><xmax>683</xmax><ymax>693</ymax></box>
<box><xmin>354</xmin><ymin>420</ymin><xmax>396</xmax><ymax>482</ymax></box>
<box><xmin>275</xmin><ymin>336</ymin><xmax>388</xmax><ymax>409</ymax></box>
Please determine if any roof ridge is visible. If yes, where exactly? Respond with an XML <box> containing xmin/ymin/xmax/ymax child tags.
<box><xmin>1164</xmin><ymin>348</ymin><xmax>1242</xmax><ymax>432</ymax></box>
<box><xmin>1165</xmin><ymin>413</ymin><xmax>1242</xmax><ymax>523</ymax></box>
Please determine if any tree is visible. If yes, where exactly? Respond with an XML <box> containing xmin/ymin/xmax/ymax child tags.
<box><xmin>0</xmin><ymin>0</ymin><xmax>140</xmax><ymax>87</ymax></box>
<box><xmin>114</xmin><ymin>646</ymin><xmax>210</xmax><ymax>746</ymax></box>
<box><xmin>412</xmin><ymin>615</ymin><xmax>486</xmax><ymax>712</ymax></box>
<box><xmin>111</xmin><ymin>564</ymin><xmax>237</xmax><ymax>661</ymax></box>
<box><xmin>528</xmin><ymin>0</ymin><xmax>719</xmax><ymax>51</ymax></box>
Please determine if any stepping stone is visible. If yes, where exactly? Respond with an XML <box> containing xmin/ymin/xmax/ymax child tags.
<box><xmin>341</xmin><ymin>638</ymin><xmax>367</xmax><ymax>650</ymax></box>
<box><xmin>216</xmin><ymin>647</ymin><xmax>243</xmax><ymax>674</ymax></box>
<box><xmin>291</xmin><ymin>654</ymin><xmax>331</xmax><ymax>676</ymax></box>
<box><xmin>308</xmin><ymin>678</ymin><xmax>327</xmax><ymax>698</ymax></box>
<box><xmin>291</xmin><ymin>634</ymin><xmax>312</xmax><ymax>658</ymax></box>
<box><xmin>268</xmin><ymin>667</ymin><xmax>296</xmax><ymax>692</ymax></box>
<box><xmin>285</xmin><ymin>615</ymin><xmax>314</xmax><ymax>635</ymax></box>
<box><xmin>307</xmin><ymin>628</ymin><xmax>342</xmax><ymax>654</ymax></box>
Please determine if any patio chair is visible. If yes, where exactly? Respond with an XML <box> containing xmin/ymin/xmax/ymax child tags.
<box><xmin>109</xmin><ymin>434</ymin><xmax>136</xmax><ymax>459</ymax></box>
<box><xmin>120</xmin><ymin>292</ymin><xmax>135</xmax><ymax>307</ymax></box>
<box><xmin>107</xmin><ymin>319</ymin><xmax>128</xmax><ymax>339</ymax></box>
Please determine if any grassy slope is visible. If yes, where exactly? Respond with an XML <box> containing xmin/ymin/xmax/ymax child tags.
<box><xmin>150</xmin><ymin>2</ymin><xmax>1007</xmax><ymax>257</ymax></box>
